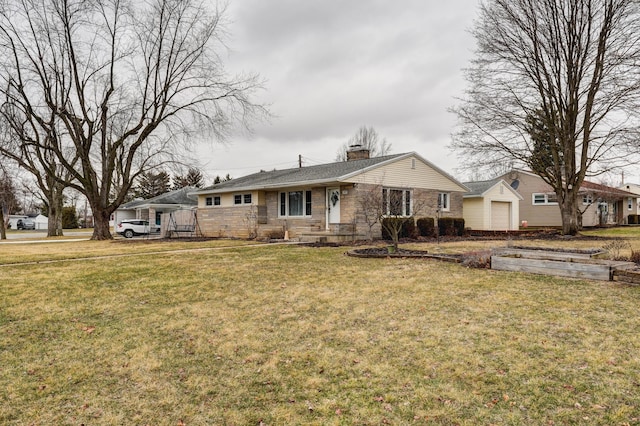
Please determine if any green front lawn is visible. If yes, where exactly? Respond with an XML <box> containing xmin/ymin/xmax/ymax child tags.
<box><xmin>1</xmin><ymin>232</ymin><xmax>640</xmax><ymax>424</ymax></box>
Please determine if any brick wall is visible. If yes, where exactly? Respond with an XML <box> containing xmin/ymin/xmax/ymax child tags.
<box><xmin>198</xmin><ymin>185</ymin><xmax>465</xmax><ymax>239</ymax></box>
<box><xmin>198</xmin><ymin>188</ymin><xmax>327</xmax><ymax>239</ymax></box>
<box><xmin>348</xmin><ymin>185</ymin><xmax>465</xmax><ymax>239</ymax></box>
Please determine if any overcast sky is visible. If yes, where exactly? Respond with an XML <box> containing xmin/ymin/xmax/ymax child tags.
<box><xmin>197</xmin><ymin>1</ymin><xmax>480</xmax><ymax>182</ymax></box>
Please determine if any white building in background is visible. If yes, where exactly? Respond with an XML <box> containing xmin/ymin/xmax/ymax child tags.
<box><xmin>620</xmin><ymin>183</ymin><xmax>640</xmax><ymax>216</ymax></box>
<box><xmin>34</xmin><ymin>214</ymin><xmax>49</xmax><ymax>230</ymax></box>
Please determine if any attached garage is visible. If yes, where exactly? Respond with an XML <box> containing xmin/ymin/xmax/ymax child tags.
<box><xmin>463</xmin><ymin>179</ymin><xmax>523</xmax><ymax>231</ymax></box>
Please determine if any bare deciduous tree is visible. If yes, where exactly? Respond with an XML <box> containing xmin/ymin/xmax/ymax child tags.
<box><xmin>0</xmin><ymin>164</ymin><xmax>21</xmax><ymax>239</ymax></box>
<box><xmin>336</xmin><ymin>126</ymin><xmax>392</xmax><ymax>161</ymax></box>
<box><xmin>452</xmin><ymin>0</ymin><xmax>640</xmax><ymax>235</ymax></box>
<box><xmin>356</xmin><ymin>183</ymin><xmax>384</xmax><ymax>240</ymax></box>
<box><xmin>0</xmin><ymin>113</ymin><xmax>72</xmax><ymax>236</ymax></box>
<box><xmin>0</xmin><ymin>0</ymin><xmax>266</xmax><ymax>239</ymax></box>
<box><xmin>357</xmin><ymin>182</ymin><xmax>423</xmax><ymax>252</ymax></box>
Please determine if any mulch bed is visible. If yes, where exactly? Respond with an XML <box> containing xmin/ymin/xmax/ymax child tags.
<box><xmin>346</xmin><ymin>247</ymin><xmax>463</xmax><ymax>262</ymax></box>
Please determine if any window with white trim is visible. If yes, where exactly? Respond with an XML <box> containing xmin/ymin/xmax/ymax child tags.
<box><xmin>206</xmin><ymin>196</ymin><xmax>221</xmax><ymax>206</ymax></box>
<box><xmin>234</xmin><ymin>193</ymin><xmax>252</xmax><ymax>205</ymax></box>
<box><xmin>532</xmin><ymin>193</ymin><xmax>558</xmax><ymax>205</ymax></box>
<box><xmin>279</xmin><ymin>190</ymin><xmax>312</xmax><ymax>217</ymax></box>
<box><xmin>382</xmin><ymin>188</ymin><xmax>412</xmax><ymax>216</ymax></box>
<box><xmin>583</xmin><ymin>194</ymin><xmax>593</xmax><ymax>205</ymax></box>
<box><xmin>628</xmin><ymin>197</ymin><xmax>633</xmax><ymax>211</ymax></box>
<box><xmin>437</xmin><ymin>192</ymin><xmax>450</xmax><ymax>212</ymax></box>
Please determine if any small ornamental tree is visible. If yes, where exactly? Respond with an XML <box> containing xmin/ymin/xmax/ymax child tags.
<box><xmin>357</xmin><ymin>182</ymin><xmax>423</xmax><ymax>252</ymax></box>
<box><xmin>356</xmin><ymin>183</ymin><xmax>384</xmax><ymax>240</ymax></box>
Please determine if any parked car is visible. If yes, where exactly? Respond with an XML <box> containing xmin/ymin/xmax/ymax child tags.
<box><xmin>16</xmin><ymin>218</ymin><xmax>36</xmax><ymax>230</ymax></box>
<box><xmin>116</xmin><ymin>219</ymin><xmax>160</xmax><ymax>238</ymax></box>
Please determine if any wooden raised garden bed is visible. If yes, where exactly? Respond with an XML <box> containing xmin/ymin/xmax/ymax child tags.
<box><xmin>491</xmin><ymin>248</ymin><xmax>635</xmax><ymax>281</ymax></box>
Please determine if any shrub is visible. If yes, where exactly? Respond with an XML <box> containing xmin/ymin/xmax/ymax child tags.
<box><xmin>462</xmin><ymin>250</ymin><xmax>492</xmax><ymax>269</ymax></box>
<box><xmin>438</xmin><ymin>217</ymin><xmax>455</xmax><ymax>236</ymax></box>
<box><xmin>416</xmin><ymin>217</ymin><xmax>436</xmax><ymax>237</ymax></box>
<box><xmin>628</xmin><ymin>214</ymin><xmax>640</xmax><ymax>225</ymax></box>
<box><xmin>267</xmin><ymin>229</ymin><xmax>285</xmax><ymax>239</ymax></box>
<box><xmin>438</xmin><ymin>217</ymin><xmax>465</xmax><ymax>236</ymax></box>
<box><xmin>381</xmin><ymin>217</ymin><xmax>416</xmax><ymax>240</ymax></box>
<box><xmin>630</xmin><ymin>249</ymin><xmax>640</xmax><ymax>264</ymax></box>
<box><xmin>454</xmin><ymin>218</ymin><xmax>466</xmax><ymax>236</ymax></box>
<box><xmin>404</xmin><ymin>218</ymin><xmax>419</xmax><ymax>239</ymax></box>
<box><xmin>602</xmin><ymin>240</ymin><xmax>631</xmax><ymax>260</ymax></box>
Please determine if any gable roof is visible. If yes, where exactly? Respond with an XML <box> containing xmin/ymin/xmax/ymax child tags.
<box><xmin>193</xmin><ymin>152</ymin><xmax>468</xmax><ymax>194</ymax></box>
<box><xmin>120</xmin><ymin>187</ymin><xmax>198</xmax><ymax>210</ymax></box>
<box><xmin>463</xmin><ymin>179</ymin><xmax>524</xmax><ymax>199</ymax></box>
<box><xmin>500</xmin><ymin>169</ymin><xmax>635</xmax><ymax>198</ymax></box>
<box><xmin>580</xmin><ymin>180</ymin><xmax>636</xmax><ymax>198</ymax></box>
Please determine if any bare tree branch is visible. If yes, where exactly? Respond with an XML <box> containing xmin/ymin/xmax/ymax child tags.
<box><xmin>452</xmin><ymin>0</ymin><xmax>640</xmax><ymax>235</ymax></box>
<box><xmin>0</xmin><ymin>0</ymin><xmax>267</xmax><ymax>239</ymax></box>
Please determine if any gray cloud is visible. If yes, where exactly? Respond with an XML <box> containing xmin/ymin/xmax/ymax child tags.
<box><xmin>199</xmin><ymin>0</ymin><xmax>479</xmax><ymax>181</ymax></box>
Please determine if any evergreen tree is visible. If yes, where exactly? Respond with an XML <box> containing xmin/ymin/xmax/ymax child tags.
<box><xmin>213</xmin><ymin>174</ymin><xmax>232</xmax><ymax>185</ymax></box>
<box><xmin>136</xmin><ymin>171</ymin><xmax>170</xmax><ymax>199</ymax></box>
<box><xmin>173</xmin><ymin>168</ymin><xmax>205</xmax><ymax>189</ymax></box>
<box><xmin>61</xmin><ymin>206</ymin><xmax>78</xmax><ymax>229</ymax></box>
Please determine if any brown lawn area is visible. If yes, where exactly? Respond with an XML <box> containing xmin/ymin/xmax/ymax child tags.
<box><xmin>1</xmin><ymin>230</ymin><xmax>640</xmax><ymax>424</ymax></box>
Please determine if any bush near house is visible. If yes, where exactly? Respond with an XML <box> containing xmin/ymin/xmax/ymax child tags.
<box><xmin>628</xmin><ymin>214</ymin><xmax>639</xmax><ymax>225</ymax></box>
<box><xmin>416</xmin><ymin>217</ymin><xmax>436</xmax><ymax>237</ymax></box>
<box><xmin>381</xmin><ymin>217</ymin><xmax>418</xmax><ymax>240</ymax></box>
<box><xmin>438</xmin><ymin>217</ymin><xmax>465</xmax><ymax>237</ymax></box>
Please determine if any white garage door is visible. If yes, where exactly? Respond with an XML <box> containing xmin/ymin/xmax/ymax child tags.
<box><xmin>491</xmin><ymin>201</ymin><xmax>511</xmax><ymax>230</ymax></box>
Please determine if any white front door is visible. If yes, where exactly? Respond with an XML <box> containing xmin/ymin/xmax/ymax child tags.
<box><xmin>327</xmin><ymin>187</ymin><xmax>341</xmax><ymax>224</ymax></box>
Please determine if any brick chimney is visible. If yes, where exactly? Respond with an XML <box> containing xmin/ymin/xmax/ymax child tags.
<box><xmin>346</xmin><ymin>144</ymin><xmax>370</xmax><ymax>161</ymax></box>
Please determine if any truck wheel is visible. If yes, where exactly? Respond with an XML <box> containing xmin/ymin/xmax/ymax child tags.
<box><xmin>124</xmin><ymin>229</ymin><xmax>134</xmax><ymax>238</ymax></box>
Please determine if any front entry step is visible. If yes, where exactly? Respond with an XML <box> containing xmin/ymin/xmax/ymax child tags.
<box><xmin>299</xmin><ymin>232</ymin><xmax>366</xmax><ymax>243</ymax></box>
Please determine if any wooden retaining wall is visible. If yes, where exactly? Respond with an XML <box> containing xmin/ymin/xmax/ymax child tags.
<box><xmin>491</xmin><ymin>248</ymin><xmax>635</xmax><ymax>281</ymax></box>
<box><xmin>613</xmin><ymin>270</ymin><xmax>640</xmax><ymax>285</ymax></box>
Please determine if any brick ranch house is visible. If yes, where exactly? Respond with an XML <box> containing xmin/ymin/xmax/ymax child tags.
<box><xmin>191</xmin><ymin>149</ymin><xmax>468</xmax><ymax>242</ymax></box>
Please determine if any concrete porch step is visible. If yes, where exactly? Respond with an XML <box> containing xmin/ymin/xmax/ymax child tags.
<box><xmin>299</xmin><ymin>232</ymin><xmax>366</xmax><ymax>243</ymax></box>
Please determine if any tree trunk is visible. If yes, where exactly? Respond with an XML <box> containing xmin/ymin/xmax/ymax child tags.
<box><xmin>92</xmin><ymin>208</ymin><xmax>113</xmax><ymax>240</ymax></box>
<box><xmin>0</xmin><ymin>207</ymin><xmax>6</xmax><ymax>240</ymax></box>
<box><xmin>47</xmin><ymin>184</ymin><xmax>64</xmax><ymax>237</ymax></box>
<box><xmin>560</xmin><ymin>195</ymin><xmax>580</xmax><ymax>236</ymax></box>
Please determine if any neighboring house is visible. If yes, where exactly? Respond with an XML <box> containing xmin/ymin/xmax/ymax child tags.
<box><xmin>462</xmin><ymin>179</ymin><xmax>523</xmax><ymax>231</ymax></box>
<box><xmin>34</xmin><ymin>214</ymin><xmax>48</xmax><ymax>230</ymax></box>
<box><xmin>620</xmin><ymin>183</ymin><xmax>640</xmax><ymax>216</ymax></box>
<box><xmin>6</xmin><ymin>214</ymin><xmax>47</xmax><ymax>230</ymax></box>
<box><xmin>7</xmin><ymin>214</ymin><xmax>27</xmax><ymax>229</ymax></box>
<box><xmin>497</xmin><ymin>170</ymin><xmax>637</xmax><ymax>227</ymax></box>
<box><xmin>112</xmin><ymin>187</ymin><xmax>198</xmax><ymax>236</ymax></box>
<box><xmin>191</xmin><ymin>149</ymin><xmax>469</xmax><ymax>241</ymax></box>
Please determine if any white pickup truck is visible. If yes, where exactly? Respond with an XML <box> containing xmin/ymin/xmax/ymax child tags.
<box><xmin>116</xmin><ymin>219</ymin><xmax>160</xmax><ymax>238</ymax></box>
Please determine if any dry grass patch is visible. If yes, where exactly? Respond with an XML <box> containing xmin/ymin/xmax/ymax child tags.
<box><xmin>1</xmin><ymin>234</ymin><xmax>640</xmax><ymax>424</ymax></box>
<box><xmin>0</xmin><ymin>238</ymin><xmax>256</xmax><ymax>265</ymax></box>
